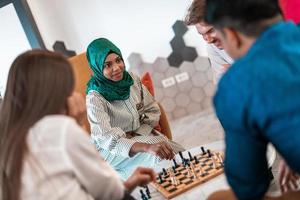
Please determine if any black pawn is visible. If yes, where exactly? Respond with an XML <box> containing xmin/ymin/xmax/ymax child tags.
<box><xmin>140</xmin><ymin>189</ymin><xmax>148</xmax><ymax>200</ymax></box>
<box><xmin>184</xmin><ymin>158</ymin><xmax>190</xmax><ymax>168</ymax></box>
<box><xmin>194</xmin><ymin>156</ymin><xmax>199</xmax><ymax>164</ymax></box>
<box><xmin>173</xmin><ymin>159</ymin><xmax>179</xmax><ymax>168</ymax></box>
<box><xmin>179</xmin><ymin>151</ymin><xmax>184</xmax><ymax>161</ymax></box>
<box><xmin>188</xmin><ymin>151</ymin><xmax>194</xmax><ymax>161</ymax></box>
<box><xmin>172</xmin><ymin>166</ymin><xmax>177</xmax><ymax>173</ymax></box>
<box><xmin>162</xmin><ymin>168</ymin><xmax>167</xmax><ymax>176</ymax></box>
<box><xmin>158</xmin><ymin>174</ymin><xmax>163</xmax><ymax>184</ymax></box>
<box><xmin>207</xmin><ymin>149</ymin><xmax>212</xmax><ymax>157</ymax></box>
<box><xmin>145</xmin><ymin>185</ymin><xmax>151</xmax><ymax>199</ymax></box>
<box><xmin>201</xmin><ymin>146</ymin><xmax>206</xmax><ymax>155</ymax></box>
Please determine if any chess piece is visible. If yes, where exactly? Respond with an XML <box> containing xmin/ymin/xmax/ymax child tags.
<box><xmin>199</xmin><ymin>165</ymin><xmax>204</xmax><ymax>176</ymax></box>
<box><xmin>194</xmin><ymin>156</ymin><xmax>199</xmax><ymax>164</ymax></box>
<box><xmin>169</xmin><ymin>170</ymin><xmax>179</xmax><ymax>186</ymax></box>
<box><xmin>207</xmin><ymin>149</ymin><xmax>212</xmax><ymax>158</ymax></box>
<box><xmin>201</xmin><ymin>146</ymin><xmax>206</xmax><ymax>155</ymax></box>
<box><xmin>179</xmin><ymin>151</ymin><xmax>185</xmax><ymax>163</ymax></box>
<box><xmin>172</xmin><ymin>166</ymin><xmax>177</xmax><ymax>173</ymax></box>
<box><xmin>144</xmin><ymin>185</ymin><xmax>151</xmax><ymax>199</ymax></box>
<box><xmin>211</xmin><ymin>157</ymin><xmax>217</xmax><ymax>169</ymax></box>
<box><xmin>173</xmin><ymin>158</ymin><xmax>179</xmax><ymax>168</ymax></box>
<box><xmin>188</xmin><ymin>151</ymin><xmax>194</xmax><ymax>161</ymax></box>
<box><xmin>189</xmin><ymin>162</ymin><xmax>197</xmax><ymax>179</ymax></box>
<box><xmin>158</xmin><ymin>174</ymin><xmax>164</xmax><ymax>184</ymax></box>
<box><xmin>216</xmin><ymin>152</ymin><xmax>224</xmax><ymax>166</ymax></box>
<box><xmin>183</xmin><ymin>158</ymin><xmax>189</xmax><ymax>167</ymax></box>
<box><xmin>140</xmin><ymin>189</ymin><xmax>148</xmax><ymax>200</ymax></box>
<box><xmin>162</xmin><ymin>168</ymin><xmax>167</xmax><ymax>176</ymax></box>
<box><xmin>186</xmin><ymin>163</ymin><xmax>194</xmax><ymax>178</ymax></box>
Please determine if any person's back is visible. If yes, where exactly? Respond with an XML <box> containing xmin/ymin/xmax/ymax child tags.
<box><xmin>204</xmin><ymin>0</ymin><xmax>300</xmax><ymax>198</ymax></box>
<box><xmin>215</xmin><ymin>20</ymin><xmax>300</xmax><ymax>176</ymax></box>
<box><xmin>22</xmin><ymin>115</ymin><xmax>124</xmax><ymax>200</ymax></box>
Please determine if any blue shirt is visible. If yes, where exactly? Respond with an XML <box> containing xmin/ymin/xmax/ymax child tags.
<box><xmin>214</xmin><ymin>21</ymin><xmax>300</xmax><ymax>200</ymax></box>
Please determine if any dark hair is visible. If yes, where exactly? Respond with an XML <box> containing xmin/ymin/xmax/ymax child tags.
<box><xmin>185</xmin><ymin>0</ymin><xmax>206</xmax><ymax>25</ymax></box>
<box><xmin>204</xmin><ymin>0</ymin><xmax>282</xmax><ymax>36</ymax></box>
<box><xmin>0</xmin><ymin>50</ymin><xmax>74</xmax><ymax>200</ymax></box>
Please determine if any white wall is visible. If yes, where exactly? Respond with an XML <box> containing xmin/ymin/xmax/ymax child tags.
<box><xmin>0</xmin><ymin>3</ymin><xmax>31</xmax><ymax>95</ymax></box>
<box><xmin>27</xmin><ymin>0</ymin><xmax>208</xmax><ymax>65</ymax></box>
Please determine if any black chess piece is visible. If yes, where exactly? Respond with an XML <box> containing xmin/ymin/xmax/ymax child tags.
<box><xmin>183</xmin><ymin>158</ymin><xmax>190</xmax><ymax>168</ymax></box>
<box><xmin>158</xmin><ymin>174</ymin><xmax>164</xmax><ymax>184</ymax></box>
<box><xmin>188</xmin><ymin>151</ymin><xmax>194</xmax><ymax>161</ymax></box>
<box><xmin>140</xmin><ymin>189</ymin><xmax>148</xmax><ymax>200</ymax></box>
<box><xmin>173</xmin><ymin>159</ymin><xmax>179</xmax><ymax>168</ymax></box>
<box><xmin>201</xmin><ymin>146</ymin><xmax>206</xmax><ymax>155</ymax></box>
<box><xmin>162</xmin><ymin>168</ymin><xmax>167</xmax><ymax>176</ymax></box>
<box><xmin>179</xmin><ymin>151</ymin><xmax>185</xmax><ymax>162</ymax></box>
<box><xmin>172</xmin><ymin>166</ymin><xmax>177</xmax><ymax>173</ymax></box>
<box><xmin>207</xmin><ymin>149</ymin><xmax>212</xmax><ymax>157</ymax></box>
<box><xmin>194</xmin><ymin>156</ymin><xmax>199</xmax><ymax>164</ymax></box>
<box><xmin>144</xmin><ymin>185</ymin><xmax>151</xmax><ymax>199</ymax></box>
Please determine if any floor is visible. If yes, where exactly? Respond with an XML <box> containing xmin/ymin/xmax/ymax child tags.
<box><xmin>169</xmin><ymin>108</ymin><xmax>282</xmax><ymax>197</ymax></box>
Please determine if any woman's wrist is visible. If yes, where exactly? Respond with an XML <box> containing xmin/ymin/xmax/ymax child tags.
<box><xmin>123</xmin><ymin>180</ymin><xmax>135</xmax><ymax>193</ymax></box>
<box><xmin>129</xmin><ymin>142</ymin><xmax>149</xmax><ymax>157</ymax></box>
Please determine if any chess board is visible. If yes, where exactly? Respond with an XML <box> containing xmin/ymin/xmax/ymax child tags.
<box><xmin>151</xmin><ymin>151</ymin><xmax>224</xmax><ymax>199</ymax></box>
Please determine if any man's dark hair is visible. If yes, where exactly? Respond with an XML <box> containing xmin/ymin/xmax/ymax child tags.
<box><xmin>185</xmin><ymin>0</ymin><xmax>206</xmax><ymax>25</ymax></box>
<box><xmin>204</xmin><ymin>0</ymin><xmax>282</xmax><ymax>36</ymax></box>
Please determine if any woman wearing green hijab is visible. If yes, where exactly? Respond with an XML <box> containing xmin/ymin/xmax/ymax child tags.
<box><xmin>86</xmin><ymin>38</ymin><xmax>184</xmax><ymax>179</ymax></box>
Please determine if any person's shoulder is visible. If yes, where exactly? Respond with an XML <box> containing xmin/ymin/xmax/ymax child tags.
<box><xmin>128</xmin><ymin>71</ymin><xmax>140</xmax><ymax>82</ymax></box>
<box><xmin>28</xmin><ymin>115</ymin><xmax>84</xmax><ymax>147</ymax></box>
<box><xmin>86</xmin><ymin>90</ymin><xmax>107</xmax><ymax>102</ymax></box>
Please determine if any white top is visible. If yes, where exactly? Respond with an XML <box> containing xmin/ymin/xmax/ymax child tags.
<box><xmin>21</xmin><ymin>115</ymin><xmax>125</xmax><ymax>200</ymax></box>
<box><xmin>207</xmin><ymin>44</ymin><xmax>234</xmax><ymax>84</ymax></box>
<box><xmin>86</xmin><ymin>73</ymin><xmax>162</xmax><ymax>158</ymax></box>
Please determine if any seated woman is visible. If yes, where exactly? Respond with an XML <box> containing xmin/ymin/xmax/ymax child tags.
<box><xmin>86</xmin><ymin>38</ymin><xmax>185</xmax><ymax>179</ymax></box>
<box><xmin>0</xmin><ymin>50</ymin><xmax>155</xmax><ymax>200</ymax></box>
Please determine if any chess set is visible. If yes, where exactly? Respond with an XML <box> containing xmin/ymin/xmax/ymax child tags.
<box><xmin>149</xmin><ymin>147</ymin><xmax>224</xmax><ymax>199</ymax></box>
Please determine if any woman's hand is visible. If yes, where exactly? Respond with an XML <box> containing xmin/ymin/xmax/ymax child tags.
<box><xmin>145</xmin><ymin>141</ymin><xmax>175</xmax><ymax>160</ymax></box>
<box><xmin>67</xmin><ymin>92</ymin><xmax>87</xmax><ymax>125</ymax></box>
<box><xmin>129</xmin><ymin>141</ymin><xmax>175</xmax><ymax>160</ymax></box>
<box><xmin>279</xmin><ymin>160</ymin><xmax>300</xmax><ymax>193</ymax></box>
<box><xmin>123</xmin><ymin>167</ymin><xmax>156</xmax><ymax>193</ymax></box>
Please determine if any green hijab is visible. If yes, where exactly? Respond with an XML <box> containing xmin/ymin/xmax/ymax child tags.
<box><xmin>86</xmin><ymin>38</ymin><xmax>133</xmax><ymax>101</ymax></box>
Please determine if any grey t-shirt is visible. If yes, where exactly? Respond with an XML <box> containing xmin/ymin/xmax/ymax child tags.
<box><xmin>207</xmin><ymin>44</ymin><xmax>234</xmax><ymax>84</ymax></box>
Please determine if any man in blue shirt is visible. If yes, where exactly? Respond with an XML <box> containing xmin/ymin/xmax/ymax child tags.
<box><xmin>204</xmin><ymin>0</ymin><xmax>300</xmax><ymax>199</ymax></box>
